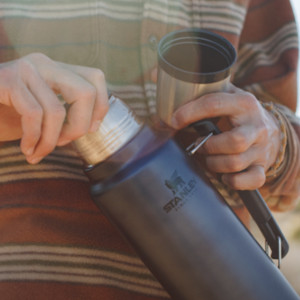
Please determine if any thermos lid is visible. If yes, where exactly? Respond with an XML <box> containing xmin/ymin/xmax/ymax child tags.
<box><xmin>73</xmin><ymin>95</ymin><xmax>142</xmax><ymax>166</ymax></box>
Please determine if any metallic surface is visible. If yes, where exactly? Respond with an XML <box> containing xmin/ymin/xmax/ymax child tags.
<box><xmin>73</xmin><ymin>95</ymin><xmax>142</xmax><ymax>166</ymax></box>
<box><xmin>156</xmin><ymin>67</ymin><xmax>230</xmax><ymax>125</ymax></box>
<box><xmin>90</xmin><ymin>134</ymin><xmax>299</xmax><ymax>300</ymax></box>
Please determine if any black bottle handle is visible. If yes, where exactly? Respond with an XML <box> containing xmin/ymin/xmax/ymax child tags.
<box><xmin>191</xmin><ymin>120</ymin><xmax>289</xmax><ymax>260</ymax></box>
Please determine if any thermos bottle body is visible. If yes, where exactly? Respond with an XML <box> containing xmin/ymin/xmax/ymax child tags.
<box><xmin>76</xmin><ymin>98</ymin><xmax>299</xmax><ymax>300</ymax></box>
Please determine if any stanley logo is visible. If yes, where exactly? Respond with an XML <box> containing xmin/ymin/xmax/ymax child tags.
<box><xmin>164</xmin><ymin>170</ymin><xmax>196</xmax><ymax>213</ymax></box>
<box><xmin>164</xmin><ymin>170</ymin><xmax>186</xmax><ymax>195</ymax></box>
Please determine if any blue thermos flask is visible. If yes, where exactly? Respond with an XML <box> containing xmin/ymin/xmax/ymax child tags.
<box><xmin>73</xmin><ymin>95</ymin><xmax>299</xmax><ymax>300</ymax></box>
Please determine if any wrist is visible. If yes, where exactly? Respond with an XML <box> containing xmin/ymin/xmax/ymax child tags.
<box><xmin>260</xmin><ymin>101</ymin><xmax>287</xmax><ymax>180</ymax></box>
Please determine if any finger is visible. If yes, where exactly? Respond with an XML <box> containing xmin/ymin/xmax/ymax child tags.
<box><xmin>221</xmin><ymin>165</ymin><xmax>266</xmax><ymax>190</ymax></box>
<box><xmin>205</xmin><ymin>146</ymin><xmax>259</xmax><ymax>174</ymax></box>
<box><xmin>203</xmin><ymin>125</ymin><xmax>257</xmax><ymax>155</ymax></box>
<box><xmin>43</xmin><ymin>66</ymin><xmax>99</xmax><ymax>145</ymax></box>
<box><xmin>172</xmin><ymin>91</ymin><xmax>257</xmax><ymax>128</ymax></box>
<box><xmin>24</xmin><ymin>72</ymin><xmax>66</xmax><ymax>163</ymax></box>
<box><xmin>9</xmin><ymin>82</ymin><xmax>43</xmax><ymax>157</ymax></box>
<box><xmin>61</xmin><ymin>64</ymin><xmax>109</xmax><ymax>132</ymax></box>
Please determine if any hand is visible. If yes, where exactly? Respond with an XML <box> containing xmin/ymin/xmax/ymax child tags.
<box><xmin>171</xmin><ymin>84</ymin><xmax>281</xmax><ymax>190</ymax></box>
<box><xmin>0</xmin><ymin>53</ymin><xmax>109</xmax><ymax>164</ymax></box>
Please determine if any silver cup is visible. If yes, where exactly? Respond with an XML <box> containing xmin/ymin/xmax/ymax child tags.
<box><xmin>156</xmin><ymin>28</ymin><xmax>236</xmax><ymax>125</ymax></box>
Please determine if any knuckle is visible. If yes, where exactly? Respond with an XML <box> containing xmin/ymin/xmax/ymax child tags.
<box><xmin>229</xmin><ymin>132</ymin><xmax>249</xmax><ymax>152</ymax></box>
<box><xmin>203</xmin><ymin>95</ymin><xmax>223</xmax><ymax>114</ymax></box>
<box><xmin>256</xmin><ymin>167</ymin><xmax>266</xmax><ymax>187</ymax></box>
<box><xmin>256</xmin><ymin>120</ymin><xmax>269</xmax><ymax>141</ymax></box>
<box><xmin>26</xmin><ymin>52</ymin><xmax>53</xmax><ymax>64</ymax></box>
<box><xmin>27</xmin><ymin>105</ymin><xmax>43</xmax><ymax>121</ymax></box>
<box><xmin>78</xmin><ymin>85</ymin><xmax>97</xmax><ymax>102</ymax></box>
<box><xmin>22</xmin><ymin>108</ymin><xmax>43</xmax><ymax>138</ymax></box>
<box><xmin>260</xmin><ymin>124</ymin><xmax>269</xmax><ymax>138</ymax></box>
<box><xmin>92</xmin><ymin>69</ymin><xmax>106</xmax><ymax>83</ymax></box>
<box><xmin>17</xmin><ymin>58</ymin><xmax>35</xmax><ymax>74</ymax></box>
<box><xmin>0</xmin><ymin>66</ymin><xmax>15</xmax><ymax>84</ymax></box>
<box><xmin>226</xmin><ymin>155</ymin><xmax>245</xmax><ymax>172</ymax></box>
<box><xmin>47</xmin><ymin>104</ymin><xmax>66</xmax><ymax>121</ymax></box>
<box><xmin>238</xmin><ymin>92</ymin><xmax>260</xmax><ymax>111</ymax></box>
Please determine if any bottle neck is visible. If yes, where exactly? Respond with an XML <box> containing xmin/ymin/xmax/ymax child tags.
<box><xmin>73</xmin><ymin>95</ymin><xmax>143</xmax><ymax>166</ymax></box>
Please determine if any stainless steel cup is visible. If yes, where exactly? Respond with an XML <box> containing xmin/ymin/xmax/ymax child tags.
<box><xmin>156</xmin><ymin>28</ymin><xmax>236</xmax><ymax>125</ymax></box>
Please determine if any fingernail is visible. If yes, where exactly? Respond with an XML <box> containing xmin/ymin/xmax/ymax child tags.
<box><xmin>89</xmin><ymin>120</ymin><xmax>101</xmax><ymax>133</ymax></box>
<box><xmin>24</xmin><ymin>147</ymin><xmax>34</xmax><ymax>156</ymax></box>
<box><xmin>57</xmin><ymin>139</ymin><xmax>71</xmax><ymax>146</ymax></box>
<box><xmin>27</xmin><ymin>156</ymin><xmax>43</xmax><ymax>164</ymax></box>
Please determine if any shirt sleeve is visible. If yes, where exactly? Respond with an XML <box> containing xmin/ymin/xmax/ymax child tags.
<box><xmin>233</xmin><ymin>0</ymin><xmax>300</xmax><ymax>211</ymax></box>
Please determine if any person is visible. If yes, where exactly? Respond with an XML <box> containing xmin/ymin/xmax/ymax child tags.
<box><xmin>0</xmin><ymin>0</ymin><xmax>298</xmax><ymax>299</ymax></box>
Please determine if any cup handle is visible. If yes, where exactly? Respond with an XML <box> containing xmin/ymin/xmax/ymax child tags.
<box><xmin>189</xmin><ymin>120</ymin><xmax>289</xmax><ymax>263</ymax></box>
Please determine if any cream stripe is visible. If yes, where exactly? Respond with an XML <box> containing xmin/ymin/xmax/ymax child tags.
<box><xmin>0</xmin><ymin>9</ymin><xmax>140</xmax><ymax>20</ymax></box>
<box><xmin>0</xmin><ymin>171</ymin><xmax>87</xmax><ymax>183</ymax></box>
<box><xmin>109</xmin><ymin>83</ymin><xmax>156</xmax><ymax>96</ymax></box>
<box><xmin>238</xmin><ymin>23</ymin><xmax>298</xmax><ymax>60</ymax></box>
<box><xmin>0</xmin><ymin>0</ymin><xmax>246</xmax><ymax>34</ymax></box>
<box><xmin>145</xmin><ymin>0</ymin><xmax>246</xmax><ymax>18</ymax></box>
<box><xmin>0</xmin><ymin>157</ymin><xmax>86</xmax><ymax>182</ymax></box>
<box><xmin>0</xmin><ymin>2</ymin><xmax>142</xmax><ymax>13</ymax></box>
<box><xmin>0</xmin><ymin>254</ymin><xmax>150</xmax><ymax>276</ymax></box>
<box><xmin>0</xmin><ymin>152</ymin><xmax>83</xmax><ymax>166</ymax></box>
<box><xmin>143</xmin><ymin>9</ymin><xmax>244</xmax><ymax>34</ymax></box>
<box><xmin>0</xmin><ymin>0</ymin><xmax>246</xmax><ymax>15</ymax></box>
<box><xmin>144</xmin><ymin>2</ymin><xmax>245</xmax><ymax>23</ymax></box>
<box><xmin>138</xmin><ymin>17</ymin><xmax>241</xmax><ymax>35</ymax></box>
<box><xmin>190</xmin><ymin>1</ymin><xmax>245</xmax><ymax>16</ymax></box>
<box><xmin>0</xmin><ymin>272</ymin><xmax>167</xmax><ymax>297</ymax></box>
<box><xmin>0</xmin><ymin>144</ymin><xmax>80</xmax><ymax>160</ymax></box>
<box><xmin>0</xmin><ymin>245</ymin><xmax>167</xmax><ymax>296</ymax></box>
<box><xmin>108</xmin><ymin>84</ymin><xmax>144</xmax><ymax>95</ymax></box>
<box><xmin>0</xmin><ymin>265</ymin><xmax>159</xmax><ymax>288</ymax></box>
<box><xmin>247</xmin><ymin>41</ymin><xmax>298</xmax><ymax>66</ymax></box>
<box><xmin>236</xmin><ymin>23</ymin><xmax>298</xmax><ymax>79</ymax></box>
<box><xmin>0</xmin><ymin>244</ymin><xmax>147</xmax><ymax>266</ymax></box>
<box><xmin>236</xmin><ymin>40</ymin><xmax>298</xmax><ymax>79</ymax></box>
<box><xmin>0</xmin><ymin>2</ymin><xmax>143</xmax><ymax>20</ymax></box>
